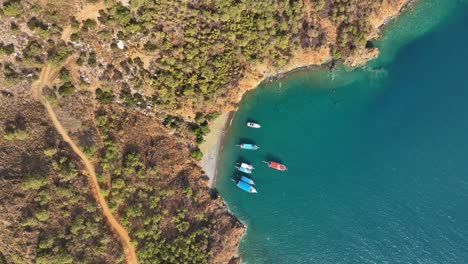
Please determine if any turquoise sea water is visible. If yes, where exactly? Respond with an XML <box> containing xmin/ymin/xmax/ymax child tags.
<box><xmin>216</xmin><ymin>1</ymin><xmax>468</xmax><ymax>263</ymax></box>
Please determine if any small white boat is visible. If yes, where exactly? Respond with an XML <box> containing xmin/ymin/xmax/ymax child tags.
<box><xmin>247</xmin><ymin>122</ymin><xmax>261</xmax><ymax>128</ymax></box>
<box><xmin>239</xmin><ymin>163</ymin><xmax>254</xmax><ymax>170</ymax></box>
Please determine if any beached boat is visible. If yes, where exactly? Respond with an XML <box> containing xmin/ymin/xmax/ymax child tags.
<box><xmin>236</xmin><ymin>180</ymin><xmax>257</xmax><ymax>193</ymax></box>
<box><xmin>239</xmin><ymin>143</ymin><xmax>259</xmax><ymax>150</ymax></box>
<box><xmin>264</xmin><ymin>161</ymin><xmax>287</xmax><ymax>171</ymax></box>
<box><xmin>236</xmin><ymin>166</ymin><xmax>252</xmax><ymax>174</ymax></box>
<box><xmin>240</xmin><ymin>175</ymin><xmax>255</xmax><ymax>185</ymax></box>
<box><xmin>239</xmin><ymin>162</ymin><xmax>254</xmax><ymax>170</ymax></box>
<box><xmin>247</xmin><ymin>122</ymin><xmax>261</xmax><ymax>128</ymax></box>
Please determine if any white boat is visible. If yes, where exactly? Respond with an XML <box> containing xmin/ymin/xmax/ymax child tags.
<box><xmin>247</xmin><ymin>122</ymin><xmax>261</xmax><ymax>128</ymax></box>
<box><xmin>240</xmin><ymin>163</ymin><xmax>254</xmax><ymax>170</ymax></box>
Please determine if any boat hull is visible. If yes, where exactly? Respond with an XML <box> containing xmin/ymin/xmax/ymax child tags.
<box><xmin>237</xmin><ymin>166</ymin><xmax>252</xmax><ymax>174</ymax></box>
<box><xmin>240</xmin><ymin>163</ymin><xmax>254</xmax><ymax>170</ymax></box>
<box><xmin>240</xmin><ymin>176</ymin><xmax>255</xmax><ymax>185</ymax></box>
<box><xmin>247</xmin><ymin>122</ymin><xmax>261</xmax><ymax>128</ymax></box>
<box><xmin>267</xmin><ymin>161</ymin><xmax>287</xmax><ymax>171</ymax></box>
<box><xmin>240</xmin><ymin>144</ymin><xmax>259</xmax><ymax>150</ymax></box>
<box><xmin>236</xmin><ymin>180</ymin><xmax>257</xmax><ymax>193</ymax></box>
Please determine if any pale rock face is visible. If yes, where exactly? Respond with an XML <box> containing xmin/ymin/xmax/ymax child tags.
<box><xmin>118</xmin><ymin>0</ymin><xmax>130</xmax><ymax>7</ymax></box>
<box><xmin>345</xmin><ymin>48</ymin><xmax>380</xmax><ymax>67</ymax></box>
<box><xmin>116</xmin><ymin>40</ymin><xmax>125</xmax><ymax>50</ymax></box>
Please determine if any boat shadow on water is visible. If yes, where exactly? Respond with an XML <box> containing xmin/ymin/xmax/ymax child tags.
<box><xmin>230</xmin><ymin>173</ymin><xmax>244</xmax><ymax>182</ymax></box>
<box><xmin>236</xmin><ymin>156</ymin><xmax>252</xmax><ymax>164</ymax></box>
<box><xmin>246</xmin><ymin>118</ymin><xmax>260</xmax><ymax>124</ymax></box>
<box><xmin>264</xmin><ymin>153</ymin><xmax>284</xmax><ymax>164</ymax></box>
<box><xmin>238</xmin><ymin>137</ymin><xmax>257</xmax><ymax>145</ymax></box>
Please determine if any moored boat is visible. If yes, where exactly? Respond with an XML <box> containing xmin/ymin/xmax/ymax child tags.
<box><xmin>239</xmin><ymin>162</ymin><xmax>254</xmax><ymax>170</ymax></box>
<box><xmin>236</xmin><ymin>166</ymin><xmax>252</xmax><ymax>174</ymax></box>
<box><xmin>240</xmin><ymin>175</ymin><xmax>255</xmax><ymax>185</ymax></box>
<box><xmin>264</xmin><ymin>161</ymin><xmax>287</xmax><ymax>171</ymax></box>
<box><xmin>247</xmin><ymin>122</ymin><xmax>261</xmax><ymax>128</ymax></box>
<box><xmin>236</xmin><ymin>180</ymin><xmax>257</xmax><ymax>193</ymax></box>
<box><xmin>239</xmin><ymin>143</ymin><xmax>259</xmax><ymax>150</ymax></box>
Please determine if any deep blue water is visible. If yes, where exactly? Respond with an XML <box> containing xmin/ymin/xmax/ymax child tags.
<box><xmin>217</xmin><ymin>1</ymin><xmax>468</xmax><ymax>263</ymax></box>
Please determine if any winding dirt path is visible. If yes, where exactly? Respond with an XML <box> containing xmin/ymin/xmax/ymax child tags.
<box><xmin>31</xmin><ymin>63</ymin><xmax>138</xmax><ymax>264</ymax></box>
<box><xmin>30</xmin><ymin>2</ymin><xmax>137</xmax><ymax>262</ymax></box>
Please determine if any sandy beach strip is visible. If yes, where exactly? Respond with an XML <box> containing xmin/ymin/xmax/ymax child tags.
<box><xmin>199</xmin><ymin>112</ymin><xmax>234</xmax><ymax>188</ymax></box>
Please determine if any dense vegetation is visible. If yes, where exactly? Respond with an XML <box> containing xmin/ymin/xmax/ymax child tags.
<box><xmin>103</xmin><ymin>0</ymin><xmax>303</xmax><ymax>103</ymax></box>
<box><xmin>93</xmin><ymin>108</ymin><xmax>237</xmax><ymax>263</ymax></box>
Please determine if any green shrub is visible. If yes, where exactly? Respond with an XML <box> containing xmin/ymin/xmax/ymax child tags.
<box><xmin>59</xmin><ymin>69</ymin><xmax>71</xmax><ymax>83</ymax></box>
<box><xmin>22</xmin><ymin>174</ymin><xmax>48</xmax><ymax>190</ymax></box>
<box><xmin>83</xmin><ymin>19</ymin><xmax>97</xmax><ymax>29</ymax></box>
<box><xmin>70</xmin><ymin>33</ymin><xmax>79</xmax><ymax>42</ymax></box>
<box><xmin>3</xmin><ymin>130</ymin><xmax>28</xmax><ymax>141</ymax></box>
<box><xmin>95</xmin><ymin>88</ymin><xmax>115</xmax><ymax>103</ymax></box>
<box><xmin>48</xmin><ymin>45</ymin><xmax>70</xmax><ymax>65</ymax></box>
<box><xmin>206</xmin><ymin>112</ymin><xmax>220</xmax><ymax>121</ymax></box>
<box><xmin>3</xmin><ymin>2</ymin><xmax>22</xmax><ymax>17</ymax></box>
<box><xmin>2</xmin><ymin>44</ymin><xmax>14</xmax><ymax>55</ymax></box>
<box><xmin>58</xmin><ymin>82</ymin><xmax>75</xmax><ymax>96</ymax></box>
<box><xmin>34</xmin><ymin>210</ymin><xmax>49</xmax><ymax>222</ymax></box>
<box><xmin>23</xmin><ymin>41</ymin><xmax>43</xmax><ymax>61</ymax></box>
<box><xmin>83</xmin><ymin>145</ymin><xmax>96</xmax><ymax>157</ymax></box>
<box><xmin>43</xmin><ymin>148</ymin><xmax>57</xmax><ymax>157</ymax></box>
<box><xmin>20</xmin><ymin>217</ymin><xmax>39</xmax><ymax>227</ymax></box>
<box><xmin>190</xmin><ymin>149</ymin><xmax>203</xmax><ymax>160</ymax></box>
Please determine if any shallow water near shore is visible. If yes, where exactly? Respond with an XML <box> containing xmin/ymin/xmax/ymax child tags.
<box><xmin>217</xmin><ymin>1</ymin><xmax>468</xmax><ymax>263</ymax></box>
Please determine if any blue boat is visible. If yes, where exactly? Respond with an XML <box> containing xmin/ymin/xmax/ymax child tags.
<box><xmin>236</xmin><ymin>166</ymin><xmax>252</xmax><ymax>174</ymax></box>
<box><xmin>240</xmin><ymin>175</ymin><xmax>255</xmax><ymax>185</ymax></box>
<box><xmin>236</xmin><ymin>180</ymin><xmax>257</xmax><ymax>193</ymax></box>
<box><xmin>239</xmin><ymin>143</ymin><xmax>259</xmax><ymax>150</ymax></box>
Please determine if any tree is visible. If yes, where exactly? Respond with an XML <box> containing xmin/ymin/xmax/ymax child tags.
<box><xmin>22</xmin><ymin>174</ymin><xmax>48</xmax><ymax>190</ymax></box>
<box><xmin>190</xmin><ymin>149</ymin><xmax>203</xmax><ymax>160</ymax></box>
<box><xmin>3</xmin><ymin>2</ymin><xmax>22</xmax><ymax>17</ymax></box>
<box><xmin>58</xmin><ymin>82</ymin><xmax>75</xmax><ymax>96</ymax></box>
<box><xmin>34</xmin><ymin>210</ymin><xmax>50</xmax><ymax>222</ymax></box>
<box><xmin>83</xmin><ymin>19</ymin><xmax>97</xmax><ymax>29</ymax></box>
<box><xmin>70</xmin><ymin>33</ymin><xmax>79</xmax><ymax>42</ymax></box>
<box><xmin>3</xmin><ymin>44</ymin><xmax>14</xmax><ymax>55</ymax></box>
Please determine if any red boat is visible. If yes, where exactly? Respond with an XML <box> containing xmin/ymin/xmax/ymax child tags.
<box><xmin>264</xmin><ymin>161</ymin><xmax>287</xmax><ymax>171</ymax></box>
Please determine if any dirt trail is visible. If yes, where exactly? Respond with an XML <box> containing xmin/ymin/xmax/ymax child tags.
<box><xmin>61</xmin><ymin>25</ymin><xmax>72</xmax><ymax>42</ymax></box>
<box><xmin>76</xmin><ymin>1</ymin><xmax>105</xmax><ymax>21</ymax></box>
<box><xmin>30</xmin><ymin>2</ymin><xmax>138</xmax><ymax>262</ymax></box>
<box><xmin>61</xmin><ymin>1</ymin><xmax>106</xmax><ymax>41</ymax></box>
<box><xmin>31</xmin><ymin>62</ymin><xmax>138</xmax><ymax>264</ymax></box>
